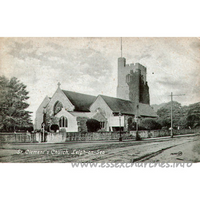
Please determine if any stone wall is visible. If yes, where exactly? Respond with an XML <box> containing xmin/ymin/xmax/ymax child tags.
<box><xmin>130</xmin><ymin>129</ymin><xmax>197</xmax><ymax>138</ymax></box>
<box><xmin>0</xmin><ymin>133</ymin><xmax>37</xmax><ymax>143</ymax></box>
<box><xmin>45</xmin><ymin>131</ymin><xmax>133</xmax><ymax>143</ymax></box>
<box><xmin>0</xmin><ymin>129</ymin><xmax>198</xmax><ymax>143</ymax></box>
<box><xmin>117</xmin><ymin>57</ymin><xmax>149</xmax><ymax>104</ymax></box>
<box><xmin>127</xmin><ymin>68</ymin><xmax>150</xmax><ymax>104</ymax></box>
<box><xmin>43</xmin><ymin>129</ymin><xmax>198</xmax><ymax>143</ymax></box>
<box><xmin>126</xmin><ymin>69</ymin><xmax>140</xmax><ymax>103</ymax></box>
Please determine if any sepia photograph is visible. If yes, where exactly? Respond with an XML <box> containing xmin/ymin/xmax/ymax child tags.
<box><xmin>0</xmin><ymin>37</ymin><xmax>199</xmax><ymax>163</ymax></box>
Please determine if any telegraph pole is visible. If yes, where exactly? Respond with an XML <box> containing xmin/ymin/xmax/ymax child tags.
<box><xmin>170</xmin><ymin>92</ymin><xmax>173</xmax><ymax>138</ymax></box>
<box><xmin>121</xmin><ymin>37</ymin><xmax>123</xmax><ymax>57</ymax></box>
<box><xmin>43</xmin><ymin>107</ymin><xmax>47</xmax><ymax>142</ymax></box>
<box><xmin>119</xmin><ymin>111</ymin><xmax>122</xmax><ymax>141</ymax></box>
<box><xmin>170</xmin><ymin>92</ymin><xmax>185</xmax><ymax>138</ymax></box>
<box><xmin>135</xmin><ymin>104</ymin><xmax>140</xmax><ymax>141</ymax></box>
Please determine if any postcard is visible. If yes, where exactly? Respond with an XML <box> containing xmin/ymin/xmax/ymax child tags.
<box><xmin>0</xmin><ymin>37</ymin><xmax>199</xmax><ymax>164</ymax></box>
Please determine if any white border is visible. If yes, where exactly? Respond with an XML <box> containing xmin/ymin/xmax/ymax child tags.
<box><xmin>0</xmin><ymin>1</ymin><xmax>199</xmax><ymax>200</ymax></box>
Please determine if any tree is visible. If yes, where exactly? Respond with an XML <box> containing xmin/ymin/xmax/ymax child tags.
<box><xmin>43</xmin><ymin>106</ymin><xmax>59</xmax><ymax>132</ymax></box>
<box><xmin>0</xmin><ymin>76</ymin><xmax>33</xmax><ymax>132</ymax></box>
<box><xmin>157</xmin><ymin>101</ymin><xmax>183</xmax><ymax>128</ymax></box>
<box><xmin>86</xmin><ymin>119</ymin><xmax>100</xmax><ymax>132</ymax></box>
<box><xmin>156</xmin><ymin>101</ymin><xmax>200</xmax><ymax>129</ymax></box>
<box><xmin>186</xmin><ymin>102</ymin><xmax>200</xmax><ymax>128</ymax></box>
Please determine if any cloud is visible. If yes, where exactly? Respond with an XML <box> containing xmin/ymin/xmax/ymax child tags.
<box><xmin>157</xmin><ymin>78</ymin><xmax>184</xmax><ymax>87</ymax></box>
<box><xmin>1</xmin><ymin>37</ymin><xmax>200</xmax><ymax>120</ymax></box>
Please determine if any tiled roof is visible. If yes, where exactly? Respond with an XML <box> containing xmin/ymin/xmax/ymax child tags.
<box><xmin>62</xmin><ymin>90</ymin><xmax>96</xmax><ymax>112</ymax></box>
<box><xmin>99</xmin><ymin>95</ymin><xmax>136</xmax><ymax>114</ymax></box>
<box><xmin>61</xmin><ymin>90</ymin><xmax>157</xmax><ymax>117</ymax></box>
<box><xmin>138</xmin><ymin>103</ymin><xmax>158</xmax><ymax>117</ymax></box>
<box><xmin>99</xmin><ymin>95</ymin><xmax>157</xmax><ymax>117</ymax></box>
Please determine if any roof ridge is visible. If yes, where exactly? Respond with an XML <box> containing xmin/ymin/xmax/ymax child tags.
<box><xmin>62</xmin><ymin>89</ymin><xmax>96</xmax><ymax>97</ymax></box>
<box><xmin>99</xmin><ymin>94</ymin><xmax>134</xmax><ymax>103</ymax></box>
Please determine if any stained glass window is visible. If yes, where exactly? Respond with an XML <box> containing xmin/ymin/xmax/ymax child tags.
<box><xmin>54</xmin><ymin>101</ymin><xmax>63</xmax><ymax>115</ymax></box>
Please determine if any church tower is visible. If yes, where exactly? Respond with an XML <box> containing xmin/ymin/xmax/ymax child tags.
<box><xmin>117</xmin><ymin>57</ymin><xmax>129</xmax><ymax>100</ymax></box>
<box><xmin>116</xmin><ymin>38</ymin><xmax>150</xmax><ymax>104</ymax></box>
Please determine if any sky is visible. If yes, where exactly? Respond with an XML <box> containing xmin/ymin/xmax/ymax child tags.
<box><xmin>0</xmin><ymin>37</ymin><xmax>199</xmax><ymax>121</ymax></box>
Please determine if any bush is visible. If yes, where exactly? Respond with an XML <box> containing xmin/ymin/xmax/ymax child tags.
<box><xmin>140</xmin><ymin>118</ymin><xmax>162</xmax><ymax>130</ymax></box>
<box><xmin>86</xmin><ymin>119</ymin><xmax>100</xmax><ymax>132</ymax></box>
<box><xmin>50</xmin><ymin>124</ymin><xmax>59</xmax><ymax>132</ymax></box>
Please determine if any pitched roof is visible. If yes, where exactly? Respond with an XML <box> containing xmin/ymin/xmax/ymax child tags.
<box><xmin>36</xmin><ymin>96</ymin><xmax>51</xmax><ymax>113</ymax></box>
<box><xmin>62</xmin><ymin>90</ymin><xmax>96</xmax><ymax>112</ymax></box>
<box><xmin>138</xmin><ymin>103</ymin><xmax>158</xmax><ymax>117</ymax></box>
<box><xmin>99</xmin><ymin>95</ymin><xmax>157</xmax><ymax>117</ymax></box>
<box><xmin>60</xmin><ymin>90</ymin><xmax>157</xmax><ymax>117</ymax></box>
<box><xmin>99</xmin><ymin>95</ymin><xmax>136</xmax><ymax>114</ymax></box>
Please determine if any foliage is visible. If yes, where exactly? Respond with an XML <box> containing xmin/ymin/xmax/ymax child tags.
<box><xmin>127</xmin><ymin>117</ymin><xmax>136</xmax><ymax>131</ymax></box>
<box><xmin>157</xmin><ymin>101</ymin><xmax>183</xmax><ymax>128</ymax></box>
<box><xmin>186</xmin><ymin>102</ymin><xmax>200</xmax><ymax>128</ymax></box>
<box><xmin>157</xmin><ymin>101</ymin><xmax>182</xmax><ymax>127</ymax></box>
<box><xmin>86</xmin><ymin>119</ymin><xmax>100</xmax><ymax>132</ymax></box>
<box><xmin>156</xmin><ymin>101</ymin><xmax>200</xmax><ymax>129</ymax></box>
<box><xmin>51</xmin><ymin>124</ymin><xmax>59</xmax><ymax>132</ymax></box>
<box><xmin>0</xmin><ymin>76</ymin><xmax>33</xmax><ymax>131</ymax></box>
<box><xmin>140</xmin><ymin>118</ymin><xmax>162</xmax><ymax>130</ymax></box>
<box><xmin>43</xmin><ymin>106</ymin><xmax>59</xmax><ymax>131</ymax></box>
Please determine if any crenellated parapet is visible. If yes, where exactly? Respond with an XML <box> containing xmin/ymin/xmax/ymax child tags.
<box><xmin>117</xmin><ymin>57</ymin><xmax>150</xmax><ymax>104</ymax></box>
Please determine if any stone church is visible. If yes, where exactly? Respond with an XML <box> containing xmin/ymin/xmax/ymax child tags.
<box><xmin>35</xmin><ymin>56</ymin><xmax>157</xmax><ymax>133</ymax></box>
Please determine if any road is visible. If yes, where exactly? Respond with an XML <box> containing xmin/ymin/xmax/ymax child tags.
<box><xmin>0</xmin><ymin>133</ymin><xmax>200</xmax><ymax>163</ymax></box>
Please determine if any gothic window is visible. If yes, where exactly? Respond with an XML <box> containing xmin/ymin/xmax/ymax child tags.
<box><xmin>54</xmin><ymin>101</ymin><xmax>63</xmax><ymax>115</ymax></box>
<box><xmin>59</xmin><ymin>116</ymin><xmax>68</xmax><ymax>127</ymax></box>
